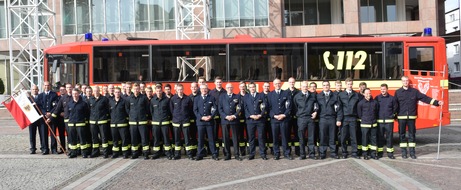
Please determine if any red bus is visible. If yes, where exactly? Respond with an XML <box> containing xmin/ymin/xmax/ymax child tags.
<box><xmin>43</xmin><ymin>35</ymin><xmax>450</xmax><ymax>130</ymax></box>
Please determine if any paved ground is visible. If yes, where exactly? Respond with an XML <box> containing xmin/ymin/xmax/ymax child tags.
<box><xmin>0</xmin><ymin>109</ymin><xmax>460</xmax><ymax>190</ymax></box>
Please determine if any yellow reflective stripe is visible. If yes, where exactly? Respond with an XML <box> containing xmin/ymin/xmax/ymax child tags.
<box><xmin>152</xmin><ymin>121</ymin><xmax>171</xmax><ymax>125</ymax></box>
<box><xmin>92</xmin><ymin>144</ymin><xmax>100</xmax><ymax>148</ymax></box>
<box><xmin>110</xmin><ymin>123</ymin><xmax>129</xmax><ymax>127</ymax></box>
<box><xmin>172</xmin><ymin>123</ymin><xmax>191</xmax><ymax>127</ymax></box>
<box><xmin>108</xmin><ymin>141</ymin><xmax>113</xmax><ymax>145</ymax></box>
<box><xmin>190</xmin><ymin>119</ymin><xmax>195</xmax><ymax>123</ymax></box>
<box><xmin>52</xmin><ymin>113</ymin><xmax>57</xmax><ymax>118</ymax></box>
<box><xmin>68</xmin><ymin>123</ymin><xmax>86</xmax><ymax>127</ymax></box>
<box><xmin>69</xmin><ymin>144</ymin><xmax>78</xmax><ymax>150</ymax></box>
<box><xmin>215</xmin><ymin>143</ymin><xmax>220</xmax><ymax>148</ymax></box>
<box><xmin>143</xmin><ymin>146</ymin><xmax>150</xmax><ymax>151</ymax></box>
<box><xmin>164</xmin><ymin>146</ymin><xmax>172</xmax><ymax>150</ymax></box>
<box><xmin>293</xmin><ymin>142</ymin><xmax>300</xmax><ymax>146</ymax></box>
<box><xmin>430</xmin><ymin>99</ymin><xmax>435</xmax><ymax>105</ymax></box>
<box><xmin>175</xmin><ymin>146</ymin><xmax>182</xmax><ymax>151</ymax></box>
<box><xmin>387</xmin><ymin>148</ymin><xmax>394</xmax><ymax>153</ymax></box>
<box><xmin>239</xmin><ymin>142</ymin><xmax>246</xmax><ymax>147</ymax></box>
<box><xmin>185</xmin><ymin>146</ymin><xmax>194</xmax><ymax>151</ymax></box>
<box><xmin>361</xmin><ymin>123</ymin><xmax>377</xmax><ymax>128</ymax></box>
<box><xmin>240</xmin><ymin>120</ymin><xmax>245</xmax><ymax>123</ymax></box>
<box><xmin>102</xmin><ymin>143</ymin><xmax>109</xmax><ymax>148</ymax></box>
<box><xmin>152</xmin><ymin>147</ymin><xmax>161</xmax><ymax>151</ymax></box>
<box><xmin>76</xmin><ymin>144</ymin><xmax>81</xmax><ymax>148</ymax></box>
<box><xmin>369</xmin><ymin>146</ymin><xmax>377</xmax><ymax>150</ymax></box>
<box><xmin>408</xmin><ymin>143</ymin><xmax>416</xmax><ymax>147</ymax></box>
<box><xmin>81</xmin><ymin>144</ymin><xmax>90</xmax><ymax>149</ymax></box>
<box><xmin>362</xmin><ymin>146</ymin><xmax>369</xmax><ymax>151</ymax></box>
<box><xmin>397</xmin><ymin>116</ymin><xmax>417</xmax><ymax>119</ymax></box>
<box><xmin>357</xmin><ymin>145</ymin><xmax>362</xmax><ymax>149</ymax></box>
<box><xmin>377</xmin><ymin>119</ymin><xmax>394</xmax><ymax>123</ymax></box>
<box><xmin>287</xmin><ymin>142</ymin><xmax>292</xmax><ymax>146</ymax></box>
<box><xmin>64</xmin><ymin>119</ymin><xmax>69</xmax><ymax>123</ymax></box>
<box><xmin>377</xmin><ymin>148</ymin><xmax>384</xmax><ymax>152</ymax></box>
<box><xmin>112</xmin><ymin>147</ymin><xmax>120</xmax><ymax>151</ymax></box>
<box><xmin>399</xmin><ymin>143</ymin><xmax>408</xmax><ymax>148</ymax></box>
<box><xmin>190</xmin><ymin>145</ymin><xmax>197</xmax><ymax>150</ymax></box>
<box><xmin>89</xmin><ymin>120</ymin><xmax>109</xmax><ymax>124</ymax></box>
<box><xmin>122</xmin><ymin>146</ymin><xmax>130</xmax><ymax>151</ymax></box>
<box><xmin>214</xmin><ymin>116</ymin><xmax>219</xmax><ymax>119</ymax></box>
<box><xmin>246</xmin><ymin>143</ymin><xmax>250</xmax><ymax>147</ymax></box>
<box><xmin>129</xmin><ymin>121</ymin><xmax>148</xmax><ymax>125</ymax></box>
<box><xmin>131</xmin><ymin>146</ymin><xmax>139</xmax><ymax>151</ymax></box>
<box><xmin>268</xmin><ymin>143</ymin><xmax>273</xmax><ymax>147</ymax></box>
<box><xmin>316</xmin><ymin>142</ymin><xmax>320</xmax><ymax>147</ymax></box>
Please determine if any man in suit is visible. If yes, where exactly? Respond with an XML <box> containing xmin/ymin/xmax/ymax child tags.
<box><xmin>38</xmin><ymin>81</ymin><xmax>59</xmax><ymax>154</ymax></box>
<box><xmin>193</xmin><ymin>84</ymin><xmax>219</xmax><ymax>161</ymax></box>
<box><xmin>28</xmin><ymin>85</ymin><xmax>47</xmax><ymax>154</ymax></box>
<box><xmin>218</xmin><ymin>83</ymin><xmax>242</xmax><ymax>161</ymax></box>
<box><xmin>267</xmin><ymin>78</ymin><xmax>293</xmax><ymax>160</ymax></box>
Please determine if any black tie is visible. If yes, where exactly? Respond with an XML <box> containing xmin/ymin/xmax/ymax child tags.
<box><xmin>325</xmin><ymin>92</ymin><xmax>330</xmax><ymax>102</ymax></box>
<box><xmin>277</xmin><ymin>91</ymin><xmax>280</xmax><ymax>95</ymax></box>
<box><xmin>229</xmin><ymin>94</ymin><xmax>232</xmax><ymax>98</ymax></box>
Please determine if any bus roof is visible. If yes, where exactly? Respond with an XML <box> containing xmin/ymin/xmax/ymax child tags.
<box><xmin>45</xmin><ymin>36</ymin><xmax>445</xmax><ymax>53</ymax></box>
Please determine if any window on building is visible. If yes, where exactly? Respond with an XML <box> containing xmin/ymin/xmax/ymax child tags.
<box><xmin>284</xmin><ymin>0</ymin><xmax>343</xmax><ymax>26</ymax></box>
<box><xmin>0</xmin><ymin>0</ymin><xmax>6</xmax><ymax>38</ymax></box>
<box><xmin>455</xmin><ymin>62</ymin><xmax>460</xmax><ymax>72</ymax></box>
<box><xmin>455</xmin><ymin>44</ymin><xmax>459</xmax><ymax>54</ymax></box>
<box><xmin>211</xmin><ymin>0</ymin><xmax>269</xmax><ymax>28</ymax></box>
<box><xmin>360</xmin><ymin>0</ymin><xmax>419</xmax><ymax>23</ymax></box>
<box><xmin>63</xmin><ymin>0</ymin><xmax>176</xmax><ymax>35</ymax></box>
<box><xmin>450</xmin><ymin>14</ymin><xmax>455</xmax><ymax>22</ymax></box>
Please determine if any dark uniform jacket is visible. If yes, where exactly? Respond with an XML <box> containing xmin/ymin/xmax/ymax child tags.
<box><xmin>88</xmin><ymin>95</ymin><xmax>110</xmax><ymax>123</ymax></box>
<box><xmin>357</xmin><ymin>97</ymin><xmax>379</xmax><ymax>125</ymax></box>
<box><xmin>189</xmin><ymin>92</ymin><xmax>199</xmax><ymax>123</ymax></box>
<box><xmin>209</xmin><ymin>88</ymin><xmax>227</xmax><ymax>119</ymax></box>
<box><xmin>395</xmin><ymin>87</ymin><xmax>440</xmax><ymax>119</ymax></box>
<box><xmin>375</xmin><ymin>94</ymin><xmax>398</xmax><ymax>123</ymax></box>
<box><xmin>267</xmin><ymin>89</ymin><xmax>292</xmax><ymax>123</ymax></box>
<box><xmin>242</xmin><ymin>92</ymin><xmax>267</xmax><ymax>124</ymax></box>
<box><xmin>170</xmin><ymin>94</ymin><xmax>193</xmax><ymax>124</ymax></box>
<box><xmin>317</xmin><ymin>91</ymin><xmax>342</xmax><ymax>121</ymax></box>
<box><xmin>288</xmin><ymin>88</ymin><xmax>300</xmax><ymax>117</ymax></box>
<box><xmin>338</xmin><ymin>90</ymin><xmax>360</xmax><ymax>121</ymax></box>
<box><xmin>236</xmin><ymin>93</ymin><xmax>247</xmax><ymax>123</ymax></box>
<box><xmin>67</xmin><ymin>98</ymin><xmax>90</xmax><ymax>123</ymax></box>
<box><xmin>52</xmin><ymin>93</ymin><xmax>72</xmax><ymax>119</ymax></box>
<box><xmin>219</xmin><ymin>93</ymin><xmax>241</xmax><ymax>125</ymax></box>
<box><xmin>193</xmin><ymin>94</ymin><xmax>217</xmax><ymax>126</ymax></box>
<box><xmin>37</xmin><ymin>91</ymin><xmax>58</xmax><ymax>114</ymax></box>
<box><xmin>127</xmin><ymin>93</ymin><xmax>149</xmax><ymax>122</ymax></box>
<box><xmin>150</xmin><ymin>95</ymin><xmax>171</xmax><ymax>123</ymax></box>
<box><xmin>293</xmin><ymin>91</ymin><xmax>317</xmax><ymax>121</ymax></box>
<box><xmin>109</xmin><ymin>97</ymin><xmax>129</xmax><ymax>124</ymax></box>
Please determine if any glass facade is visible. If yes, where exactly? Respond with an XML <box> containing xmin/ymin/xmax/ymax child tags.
<box><xmin>284</xmin><ymin>0</ymin><xmax>343</xmax><ymax>26</ymax></box>
<box><xmin>0</xmin><ymin>0</ymin><xmax>6</xmax><ymax>38</ymax></box>
<box><xmin>211</xmin><ymin>0</ymin><xmax>269</xmax><ymax>28</ymax></box>
<box><xmin>360</xmin><ymin>0</ymin><xmax>419</xmax><ymax>23</ymax></box>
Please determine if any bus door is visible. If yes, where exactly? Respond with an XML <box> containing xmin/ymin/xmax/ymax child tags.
<box><xmin>404</xmin><ymin>43</ymin><xmax>444</xmax><ymax>127</ymax></box>
<box><xmin>46</xmin><ymin>54</ymin><xmax>88</xmax><ymax>89</ymax></box>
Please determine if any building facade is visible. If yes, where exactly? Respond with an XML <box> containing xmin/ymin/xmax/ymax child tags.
<box><xmin>0</xmin><ymin>0</ymin><xmax>447</xmax><ymax>93</ymax></box>
<box><xmin>445</xmin><ymin>0</ymin><xmax>461</xmax><ymax>87</ymax></box>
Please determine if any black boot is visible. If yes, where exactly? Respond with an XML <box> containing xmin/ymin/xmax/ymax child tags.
<box><xmin>90</xmin><ymin>149</ymin><xmax>100</xmax><ymax>158</ymax></box>
<box><xmin>401</xmin><ymin>148</ymin><xmax>408</xmax><ymax>159</ymax></box>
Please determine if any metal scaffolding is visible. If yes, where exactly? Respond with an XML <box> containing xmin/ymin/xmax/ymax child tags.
<box><xmin>175</xmin><ymin>0</ymin><xmax>211</xmax><ymax>81</ymax></box>
<box><xmin>8</xmin><ymin>0</ymin><xmax>56</xmax><ymax>92</ymax></box>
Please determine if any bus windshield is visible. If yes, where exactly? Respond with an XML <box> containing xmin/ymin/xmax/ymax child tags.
<box><xmin>46</xmin><ymin>54</ymin><xmax>88</xmax><ymax>88</ymax></box>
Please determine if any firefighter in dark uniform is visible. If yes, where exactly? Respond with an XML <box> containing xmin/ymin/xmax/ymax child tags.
<box><xmin>375</xmin><ymin>83</ymin><xmax>398</xmax><ymax>159</ymax></box>
<box><xmin>267</xmin><ymin>78</ymin><xmax>293</xmax><ymax>160</ymax></box>
<box><xmin>38</xmin><ymin>81</ymin><xmax>59</xmax><ymax>154</ymax></box>
<box><xmin>150</xmin><ymin>84</ymin><xmax>173</xmax><ymax>159</ymax></box>
<box><xmin>262</xmin><ymin>82</ymin><xmax>273</xmax><ymax>155</ymax></box>
<box><xmin>356</xmin><ymin>82</ymin><xmax>367</xmax><ymax>155</ymax></box>
<box><xmin>170</xmin><ymin>84</ymin><xmax>194</xmax><ymax>160</ymax></box>
<box><xmin>88</xmin><ymin>86</ymin><xmax>111</xmax><ymax>158</ymax></box>
<box><xmin>127</xmin><ymin>83</ymin><xmax>150</xmax><ymax>159</ymax></box>
<box><xmin>66</xmin><ymin>88</ymin><xmax>90</xmax><ymax>158</ymax></box>
<box><xmin>52</xmin><ymin>83</ymin><xmax>74</xmax><ymax>153</ymax></box>
<box><xmin>395</xmin><ymin>76</ymin><xmax>443</xmax><ymax>159</ymax></box>
<box><xmin>193</xmin><ymin>84</ymin><xmax>219</xmax><ymax>161</ymax></box>
<box><xmin>309</xmin><ymin>82</ymin><xmax>320</xmax><ymax>154</ymax></box>
<box><xmin>357</xmin><ymin>88</ymin><xmax>379</xmax><ymax>160</ymax></box>
<box><xmin>47</xmin><ymin>85</ymin><xmax>66</xmax><ymax>154</ymax></box>
<box><xmin>294</xmin><ymin>81</ymin><xmax>318</xmax><ymax>160</ymax></box>
<box><xmin>189</xmin><ymin>82</ymin><xmax>200</xmax><ymax>157</ymax></box>
<box><xmin>209</xmin><ymin>76</ymin><xmax>227</xmax><ymax>156</ymax></box>
<box><xmin>109</xmin><ymin>87</ymin><xmax>130</xmax><ymax>159</ymax></box>
<box><xmin>218</xmin><ymin>83</ymin><xmax>243</xmax><ymax>161</ymax></box>
<box><xmin>287</xmin><ymin>77</ymin><xmax>300</xmax><ymax>156</ymax></box>
<box><xmin>317</xmin><ymin>81</ymin><xmax>342</xmax><ymax>159</ymax></box>
<box><xmin>243</xmin><ymin>82</ymin><xmax>268</xmax><ymax>160</ymax></box>
<box><xmin>333</xmin><ymin>80</ymin><xmax>343</xmax><ymax>151</ymax></box>
<box><xmin>338</xmin><ymin>78</ymin><xmax>360</xmax><ymax>159</ymax></box>
<box><xmin>237</xmin><ymin>81</ymin><xmax>248</xmax><ymax>156</ymax></box>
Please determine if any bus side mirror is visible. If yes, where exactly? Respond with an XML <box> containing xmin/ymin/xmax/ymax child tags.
<box><xmin>52</xmin><ymin>59</ymin><xmax>58</xmax><ymax>73</ymax></box>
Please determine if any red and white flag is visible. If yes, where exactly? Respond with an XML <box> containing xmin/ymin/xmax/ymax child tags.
<box><xmin>2</xmin><ymin>91</ymin><xmax>42</xmax><ymax>129</ymax></box>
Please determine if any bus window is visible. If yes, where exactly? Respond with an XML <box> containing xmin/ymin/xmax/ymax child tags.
<box><xmin>47</xmin><ymin>54</ymin><xmax>88</xmax><ymax>86</ymax></box>
<box><xmin>229</xmin><ymin>43</ymin><xmax>304</xmax><ymax>81</ymax></box>
<box><xmin>151</xmin><ymin>45</ymin><xmax>226</xmax><ymax>82</ymax></box>
<box><xmin>385</xmin><ymin>42</ymin><xmax>403</xmax><ymax>79</ymax></box>
<box><xmin>307</xmin><ymin>42</ymin><xmax>383</xmax><ymax>80</ymax></box>
<box><xmin>93</xmin><ymin>46</ymin><xmax>149</xmax><ymax>83</ymax></box>
<box><xmin>409</xmin><ymin>47</ymin><xmax>434</xmax><ymax>76</ymax></box>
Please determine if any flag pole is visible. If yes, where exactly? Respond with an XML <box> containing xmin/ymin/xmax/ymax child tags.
<box><xmin>21</xmin><ymin>83</ymin><xmax>67</xmax><ymax>156</ymax></box>
<box><xmin>436</xmin><ymin>65</ymin><xmax>446</xmax><ymax>160</ymax></box>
